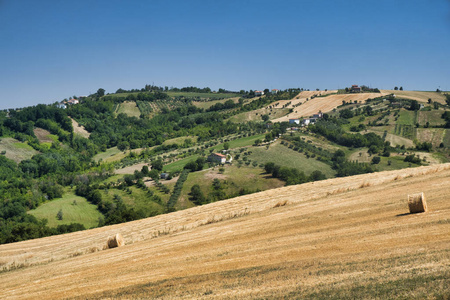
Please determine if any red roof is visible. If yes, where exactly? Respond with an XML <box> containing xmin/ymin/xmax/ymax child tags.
<box><xmin>213</xmin><ymin>153</ymin><xmax>226</xmax><ymax>158</ymax></box>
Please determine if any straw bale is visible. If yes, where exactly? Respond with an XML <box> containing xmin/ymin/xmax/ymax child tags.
<box><xmin>107</xmin><ymin>233</ymin><xmax>125</xmax><ymax>249</ymax></box>
<box><xmin>408</xmin><ymin>192</ymin><xmax>427</xmax><ymax>214</ymax></box>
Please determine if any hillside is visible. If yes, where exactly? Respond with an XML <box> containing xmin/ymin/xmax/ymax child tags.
<box><xmin>380</xmin><ymin>90</ymin><xmax>447</xmax><ymax>104</ymax></box>
<box><xmin>1</xmin><ymin>164</ymin><xmax>449</xmax><ymax>299</ymax></box>
<box><xmin>273</xmin><ymin>92</ymin><xmax>388</xmax><ymax>122</ymax></box>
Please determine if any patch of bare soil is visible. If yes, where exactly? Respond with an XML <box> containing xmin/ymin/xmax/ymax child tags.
<box><xmin>70</xmin><ymin>118</ymin><xmax>90</xmax><ymax>138</ymax></box>
<box><xmin>33</xmin><ymin>128</ymin><xmax>54</xmax><ymax>143</ymax></box>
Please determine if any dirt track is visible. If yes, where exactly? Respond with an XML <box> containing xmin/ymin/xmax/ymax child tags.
<box><xmin>1</xmin><ymin>164</ymin><xmax>449</xmax><ymax>299</ymax></box>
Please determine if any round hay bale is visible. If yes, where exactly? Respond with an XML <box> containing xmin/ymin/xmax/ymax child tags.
<box><xmin>107</xmin><ymin>233</ymin><xmax>125</xmax><ymax>249</ymax></box>
<box><xmin>408</xmin><ymin>192</ymin><xmax>427</xmax><ymax>214</ymax></box>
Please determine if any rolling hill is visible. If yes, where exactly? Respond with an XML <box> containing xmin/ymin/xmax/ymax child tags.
<box><xmin>273</xmin><ymin>92</ymin><xmax>389</xmax><ymax>122</ymax></box>
<box><xmin>1</xmin><ymin>163</ymin><xmax>449</xmax><ymax>299</ymax></box>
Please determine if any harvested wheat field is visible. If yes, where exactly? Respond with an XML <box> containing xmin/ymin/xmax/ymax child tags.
<box><xmin>1</xmin><ymin>164</ymin><xmax>450</xmax><ymax>299</ymax></box>
<box><xmin>274</xmin><ymin>92</ymin><xmax>388</xmax><ymax>122</ymax></box>
<box><xmin>381</xmin><ymin>90</ymin><xmax>447</xmax><ymax>104</ymax></box>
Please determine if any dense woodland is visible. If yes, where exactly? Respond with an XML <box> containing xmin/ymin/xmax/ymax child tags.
<box><xmin>0</xmin><ymin>86</ymin><xmax>449</xmax><ymax>244</ymax></box>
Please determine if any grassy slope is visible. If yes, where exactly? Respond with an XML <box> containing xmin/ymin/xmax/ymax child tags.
<box><xmin>100</xmin><ymin>187</ymin><xmax>164</xmax><ymax>217</ymax></box>
<box><xmin>248</xmin><ymin>142</ymin><xmax>335</xmax><ymax>178</ymax></box>
<box><xmin>2</xmin><ymin>164</ymin><xmax>449</xmax><ymax>299</ymax></box>
<box><xmin>165</xmin><ymin>91</ymin><xmax>239</xmax><ymax>99</ymax></box>
<box><xmin>177</xmin><ymin>165</ymin><xmax>285</xmax><ymax>210</ymax></box>
<box><xmin>115</xmin><ymin>101</ymin><xmax>141</xmax><ymax>118</ymax></box>
<box><xmin>381</xmin><ymin>89</ymin><xmax>447</xmax><ymax>104</ymax></box>
<box><xmin>28</xmin><ymin>193</ymin><xmax>102</xmax><ymax>228</ymax></box>
<box><xmin>0</xmin><ymin>137</ymin><xmax>39</xmax><ymax>163</ymax></box>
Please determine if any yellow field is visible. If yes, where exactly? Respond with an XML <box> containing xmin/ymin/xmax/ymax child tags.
<box><xmin>381</xmin><ymin>90</ymin><xmax>447</xmax><ymax>104</ymax></box>
<box><xmin>1</xmin><ymin>164</ymin><xmax>449</xmax><ymax>299</ymax></box>
<box><xmin>274</xmin><ymin>92</ymin><xmax>387</xmax><ymax>122</ymax></box>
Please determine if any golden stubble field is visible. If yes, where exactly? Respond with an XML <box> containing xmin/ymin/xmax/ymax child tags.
<box><xmin>1</xmin><ymin>164</ymin><xmax>449</xmax><ymax>299</ymax></box>
<box><xmin>273</xmin><ymin>92</ymin><xmax>388</xmax><ymax>122</ymax></box>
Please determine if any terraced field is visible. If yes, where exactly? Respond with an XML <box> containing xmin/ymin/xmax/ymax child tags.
<box><xmin>1</xmin><ymin>164</ymin><xmax>449</xmax><ymax>299</ymax></box>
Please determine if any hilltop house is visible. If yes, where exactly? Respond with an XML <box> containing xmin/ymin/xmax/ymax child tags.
<box><xmin>271</xmin><ymin>89</ymin><xmax>279</xmax><ymax>94</ymax></box>
<box><xmin>208</xmin><ymin>153</ymin><xmax>227</xmax><ymax>164</ymax></box>
<box><xmin>67</xmin><ymin>99</ymin><xmax>79</xmax><ymax>105</ymax></box>
<box><xmin>255</xmin><ymin>90</ymin><xmax>264</xmax><ymax>96</ymax></box>
<box><xmin>351</xmin><ymin>85</ymin><xmax>361</xmax><ymax>93</ymax></box>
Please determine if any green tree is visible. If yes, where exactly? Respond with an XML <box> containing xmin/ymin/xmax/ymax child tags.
<box><xmin>117</xmin><ymin>141</ymin><xmax>129</xmax><ymax>152</ymax></box>
<box><xmin>372</xmin><ymin>156</ymin><xmax>381</xmax><ymax>164</ymax></box>
<box><xmin>56</xmin><ymin>209</ymin><xmax>63</xmax><ymax>220</ymax></box>
<box><xmin>223</xmin><ymin>142</ymin><xmax>229</xmax><ymax>151</ymax></box>
<box><xmin>152</xmin><ymin>158</ymin><xmax>163</xmax><ymax>171</ymax></box>
<box><xmin>445</xmin><ymin>94</ymin><xmax>450</xmax><ymax>106</ymax></box>
<box><xmin>190</xmin><ymin>184</ymin><xmax>206</xmax><ymax>205</ymax></box>
<box><xmin>97</xmin><ymin>88</ymin><xmax>105</xmax><ymax>97</ymax></box>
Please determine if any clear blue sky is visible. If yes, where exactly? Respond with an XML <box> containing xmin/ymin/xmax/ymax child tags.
<box><xmin>0</xmin><ymin>0</ymin><xmax>449</xmax><ymax>110</ymax></box>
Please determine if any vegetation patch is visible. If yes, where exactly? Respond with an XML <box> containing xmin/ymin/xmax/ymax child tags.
<box><xmin>0</xmin><ymin>137</ymin><xmax>39</xmax><ymax>163</ymax></box>
<box><xmin>28</xmin><ymin>193</ymin><xmax>102</xmax><ymax>228</ymax></box>
<box><xmin>115</xmin><ymin>101</ymin><xmax>141</xmax><ymax>118</ymax></box>
<box><xmin>248</xmin><ymin>142</ymin><xmax>335</xmax><ymax>178</ymax></box>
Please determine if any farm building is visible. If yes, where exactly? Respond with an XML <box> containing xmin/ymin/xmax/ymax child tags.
<box><xmin>312</xmin><ymin>112</ymin><xmax>323</xmax><ymax>119</ymax></box>
<box><xmin>351</xmin><ymin>85</ymin><xmax>361</xmax><ymax>93</ymax></box>
<box><xmin>289</xmin><ymin>119</ymin><xmax>300</xmax><ymax>125</ymax></box>
<box><xmin>255</xmin><ymin>90</ymin><xmax>264</xmax><ymax>96</ymax></box>
<box><xmin>271</xmin><ymin>89</ymin><xmax>279</xmax><ymax>94</ymax></box>
<box><xmin>208</xmin><ymin>153</ymin><xmax>227</xmax><ymax>164</ymax></box>
<box><xmin>67</xmin><ymin>99</ymin><xmax>79</xmax><ymax>105</ymax></box>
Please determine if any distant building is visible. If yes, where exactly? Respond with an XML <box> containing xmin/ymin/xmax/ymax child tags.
<box><xmin>208</xmin><ymin>153</ymin><xmax>227</xmax><ymax>164</ymax></box>
<box><xmin>255</xmin><ymin>90</ymin><xmax>264</xmax><ymax>96</ymax></box>
<box><xmin>67</xmin><ymin>99</ymin><xmax>79</xmax><ymax>105</ymax></box>
<box><xmin>266</xmin><ymin>122</ymin><xmax>274</xmax><ymax>129</ymax></box>
<box><xmin>289</xmin><ymin>119</ymin><xmax>300</xmax><ymax>125</ymax></box>
<box><xmin>160</xmin><ymin>173</ymin><xmax>169</xmax><ymax>180</ymax></box>
<box><xmin>271</xmin><ymin>89</ymin><xmax>279</xmax><ymax>94</ymax></box>
<box><xmin>57</xmin><ymin>103</ymin><xmax>67</xmax><ymax>109</ymax></box>
<box><xmin>351</xmin><ymin>85</ymin><xmax>361</xmax><ymax>93</ymax></box>
<box><xmin>312</xmin><ymin>112</ymin><xmax>323</xmax><ymax>119</ymax></box>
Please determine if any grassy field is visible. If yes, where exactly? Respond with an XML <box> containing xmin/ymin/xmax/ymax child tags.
<box><xmin>165</xmin><ymin>91</ymin><xmax>239</xmax><ymax>99</ymax></box>
<box><xmin>417</xmin><ymin>110</ymin><xmax>447</xmax><ymax>126</ymax></box>
<box><xmin>0</xmin><ymin>137</ymin><xmax>39</xmax><ymax>163</ymax></box>
<box><xmin>28</xmin><ymin>193</ymin><xmax>102</xmax><ymax>229</ymax></box>
<box><xmin>191</xmin><ymin>97</ymin><xmax>240</xmax><ymax>110</ymax></box>
<box><xmin>93</xmin><ymin>147</ymin><xmax>122</xmax><ymax>162</ymax></box>
<box><xmin>115</xmin><ymin>101</ymin><xmax>141</xmax><ymax>118</ymax></box>
<box><xmin>2</xmin><ymin>164</ymin><xmax>449</xmax><ymax>299</ymax></box>
<box><xmin>162</xmin><ymin>136</ymin><xmax>198</xmax><ymax>146</ymax></box>
<box><xmin>247</xmin><ymin>142</ymin><xmax>335</xmax><ymax>178</ymax></box>
<box><xmin>99</xmin><ymin>187</ymin><xmax>164</xmax><ymax>218</ymax></box>
<box><xmin>93</xmin><ymin>147</ymin><xmax>146</xmax><ymax>163</ymax></box>
<box><xmin>211</xmin><ymin>134</ymin><xmax>266</xmax><ymax>152</ymax></box>
<box><xmin>163</xmin><ymin>155</ymin><xmax>200</xmax><ymax>173</ymax></box>
<box><xmin>416</xmin><ymin>128</ymin><xmax>446</xmax><ymax>147</ymax></box>
<box><xmin>397</xmin><ymin>109</ymin><xmax>417</xmax><ymax>125</ymax></box>
<box><xmin>177</xmin><ymin>165</ymin><xmax>284</xmax><ymax>210</ymax></box>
